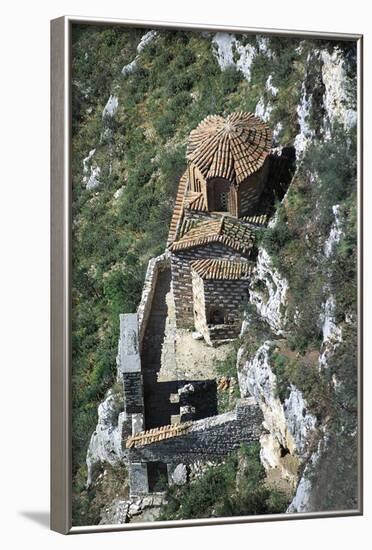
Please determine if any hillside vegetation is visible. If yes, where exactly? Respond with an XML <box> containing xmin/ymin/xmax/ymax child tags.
<box><xmin>71</xmin><ymin>25</ymin><xmax>357</xmax><ymax>524</ymax></box>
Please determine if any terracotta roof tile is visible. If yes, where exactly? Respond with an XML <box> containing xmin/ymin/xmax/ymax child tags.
<box><xmin>169</xmin><ymin>216</ymin><xmax>254</xmax><ymax>254</ymax></box>
<box><xmin>178</xmin><ymin>217</ymin><xmax>199</xmax><ymax>238</ymax></box>
<box><xmin>125</xmin><ymin>422</ymin><xmax>192</xmax><ymax>449</ymax></box>
<box><xmin>187</xmin><ymin>112</ymin><xmax>272</xmax><ymax>186</ymax></box>
<box><xmin>184</xmin><ymin>191</ymin><xmax>208</xmax><ymax>212</ymax></box>
<box><xmin>166</xmin><ymin>171</ymin><xmax>188</xmax><ymax>247</ymax></box>
<box><xmin>191</xmin><ymin>259</ymin><xmax>255</xmax><ymax>280</ymax></box>
<box><xmin>239</xmin><ymin>213</ymin><xmax>268</xmax><ymax>226</ymax></box>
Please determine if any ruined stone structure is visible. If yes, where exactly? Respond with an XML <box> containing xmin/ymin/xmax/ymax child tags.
<box><xmin>117</xmin><ymin>314</ymin><xmax>145</xmax><ymax>439</ymax></box>
<box><xmin>127</xmin><ymin>399</ymin><xmax>263</xmax><ymax>494</ymax></box>
<box><xmin>117</xmin><ymin>112</ymin><xmax>277</xmax><ymax>497</ymax></box>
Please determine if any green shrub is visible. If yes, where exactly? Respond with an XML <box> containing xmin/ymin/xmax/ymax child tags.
<box><xmin>259</xmin><ymin>204</ymin><xmax>292</xmax><ymax>261</ymax></box>
<box><xmin>271</xmin><ymin>353</ymin><xmax>292</xmax><ymax>401</ymax></box>
<box><xmin>159</xmin><ymin>443</ymin><xmax>289</xmax><ymax>520</ymax></box>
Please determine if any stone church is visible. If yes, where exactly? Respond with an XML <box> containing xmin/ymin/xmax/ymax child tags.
<box><xmin>115</xmin><ymin>111</ymin><xmax>293</xmax><ymax>496</ymax></box>
<box><xmin>167</xmin><ymin>111</ymin><xmax>272</xmax><ymax>345</ymax></box>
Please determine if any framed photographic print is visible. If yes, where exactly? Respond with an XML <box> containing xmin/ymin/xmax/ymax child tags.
<box><xmin>51</xmin><ymin>15</ymin><xmax>363</xmax><ymax>534</ymax></box>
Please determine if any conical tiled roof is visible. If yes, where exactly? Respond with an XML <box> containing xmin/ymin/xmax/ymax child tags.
<box><xmin>186</xmin><ymin>112</ymin><xmax>272</xmax><ymax>185</ymax></box>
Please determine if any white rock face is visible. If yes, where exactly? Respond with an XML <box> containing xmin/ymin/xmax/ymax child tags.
<box><xmin>249</xmin><ymin>248</ymin><xmax>288</xmax><ymax>335</ymax></box>
<box><xmin>238</xmin><ymin>342</ymin><xmax>316</xmax><ymax>462</ymax></box>
<box><xmin>255</xmin><ymin>97</ymin><xmax>272</xmax><ymax>122</ymax></box>
<box><xmin>321</xmin><ymin>295</ymin><xmax>341</xmax><ymax>344</ymax></box>
<box><xmin>324</xmin><ymin>204</ymin><xmax>342</xmax><ymax>258</ymax></box>
<box><xmin>169</xmin><ymin>464</ymin><xmax>188</xmax><ymax>485</ymax></box>
<box><xmin>86</xmin><ymin>165</ymin><xmax>101</xmax><ymax>190</ymax></box>
<box><xmin>294</xmin><ymin>79</ymin><xmax>313</xmax><ymax>158</ymax></box>
<box><xmin>259</xmin><ymin>432</ymin><xmax>282</xmax><ymax>471</ymax></box>
<box><xmin>211</xmin><ymin>33</ymin><xmax>237</xmax><ymax>69</ymax></box>
<box><xmin>137</xmin><ymin>30</ymin><xmax>157</xmax><ymax>52</ymax></box>
<box><xmin>113</xmin><ymin>186</ymin><xmax>125</xmax><ymax>199</ymax></box>
<box><xmin>121</xmin><ymin>59</ymin><xmax>138</xmax><ymax>76</ymax></box>
<box><xmin>235</xmin><ymin>41</ymin><xmax>257</xmax><ymax>81</ymax></box>
<box><xmin>266</xmin><ymin>74</ymin><xmax>278</xmax><ymax>96</ymax></box>
<box><xmin>319</xmin><ymin>205</ymin><xmax>344</xmax><ymax>369</ymax></box>
<box><xmin>83</xmin><ymin>148</ymin><xmax>96</xmax><ymax>173</ymax></box>
<box><xmin>86</xmin><ymin>388</ymin><xmax>126</xmax><ymax>487</ymax></box>
<box><xmin>272</xmin><ymin>121</ymin><xmax>283</xmax><ymax>143</ymax></box>
<box><xmin>254</xmin><ymin>75</ymin><xmax>277</xmax><ymax>123</ymax></box>
<box><xmin>294</xmin><ymin>47</ymin><xmax>356</xmax><ymax>158</ymax></box>
<box><xmin>256</xmin><ymin>36</ymin><xmax>272</xmax><ymax>56</ymax></box>
<box><xmin>287</xmin><ymin>437</ymin><xmax>323</xmax><ymax>513</ymax></box>
<box><xmin>102</xmin><ymin>94</ymin><xmax>118</xmax><ymax>118</ymax></box>
<box><xmin>287</xmin><ymin>470</ymin><xmax>312</xmax><ymax>513</ymax></box>
<box><xmin>83</xmin><ymin>149</ymin><xmax>102</xmax><ymax>190</ymax></box>
<box><xmin>99</xmin><ymin>494</ymin><xmax>164</xmax><ymax>525</ymax></box>
<box><xmin>319</xmin><ymin>294</ymin><xmax>342</xmax><ymax>370</ymax></box>
<box><xmin>284</xmin><ymin>386</ymin><xmax>317</xmax><ymax>455</ymax></box>
<box><xmin>212</xmin><ymin>33</ymin><xmax>256</xmax><ymax>81</ymax></box>
<box><xmin>121</xmin><ymin>31</ymin><xmax>157</xmax><ymax>76</ymax></box>
<box><xmin>321</xmin><ymin>48</ymin><xmax>357</xmax><ymax>134</ymax></box>
<box><xmin>238</xmin><ymin>342</ymin><xmax>288</xmax><ymax>448</ymax></box>
<box><xmin>292</xmin><ymin>47</ymin><xmax>355</xmax><ymax>158</ymax></box>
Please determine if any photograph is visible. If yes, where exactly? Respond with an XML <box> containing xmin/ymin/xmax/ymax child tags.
<box><xmin>66</xmin><ymin>21</ymin><xmax>360</xmax><ymax>528</ymax></box>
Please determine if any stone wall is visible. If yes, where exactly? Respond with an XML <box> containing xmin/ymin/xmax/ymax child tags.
<box><xmin>127</xmin><ymin>398</ymin><xmax>263</xmax><ymax>466</ymax></box>
<box><xmin>128</xmin><ymin>463</ymin><xmax>150</xmax><ymax>495</ymax></box>
<box><xmin>238</xmin><ymin>159</ymin><xmax>269</xmax><ymax>216</ymax></box>
<box><xmin>192</xmin><ymin>272</ymin><xmax>250</xmax><ymax>344</ymax></box>
<box><xmin>137</xmin><ymin>251</ymin><xmax>171</xmax><ymax>346</ymax></box>
<box><xmin>204</xmin><ymin>278</ymin><xmax>250</xmax><ymax>342</ymax></box>
<box><xmin>118</xmin><ymin>313</ymin><xmax>145</xmax><ymax>436</ymax></box>
<box><xmin>171</xmin><ymin>243</ymin><xmax>249</xmax><ymax>328</ymax></box>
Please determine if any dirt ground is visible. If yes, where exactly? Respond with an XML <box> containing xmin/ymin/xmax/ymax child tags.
<box><xmin>158</xmin><ymin>286</ymin><xmax>232</xmax><ymax>382</ymax></box>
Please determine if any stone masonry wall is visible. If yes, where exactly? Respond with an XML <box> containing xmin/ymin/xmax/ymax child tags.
<box><xmin>192</xmin><ymin>273</ymin><xmax>250</xmax><ymax>344</ymax></box>
<box><xmin>203</xmin><ymin>278</ymin><xmax>250</xmax><ymax>342</ymax></box>
<box><xmin>171</xmin><ymin>243</ymin><xmax>249</xmax><ymax>328</ymax></box>
<box><xmin>128</xmin><ymin>398</ymin><xmax>263</xmax><ymax>466</ymax></box>
<box><xmin>118</xmin><ymin>313</ymin><xmax>145</xmax><ymax>437</ymax></box>
<box><xmin>238</xmin><ymin>159</ymin><xmax>269</xmax><ymax>216</ymax></box>
<box><xmin>137</xmin><ymin>251</ymin><xmax>170</xmax><ymax>346</ymax></box>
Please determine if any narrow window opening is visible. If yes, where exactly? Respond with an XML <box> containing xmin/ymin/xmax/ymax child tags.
<box><xmin>209</xmin><ymin>309</ymin><xmax>225</xmax><ymax>325</ymax></box>
<box><xmin>217</xmin><ymin>191</ymin><xmax>229</xmax><ymax>212</ymax></box>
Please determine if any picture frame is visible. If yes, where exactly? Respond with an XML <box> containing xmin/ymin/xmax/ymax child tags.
<box><xmin>51</xmin><ymin>15</ymin><xmax>363</xmax><ymax>534</ymax></box>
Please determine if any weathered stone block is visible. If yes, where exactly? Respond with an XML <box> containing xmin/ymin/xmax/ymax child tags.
<box><xmin>129</xmin><ymin>463</ymin><xmax>149</xmax><ymax>496</ymax></box>
<box><xmin>123</xmin><ymin>372</ymin><xmax>144</xmax><ymax>414</ymax></box>
<box><xmin>119</xmin><ymin>313</ymin><xmax>141</xmax><ymax>375</ymax></box>
<box><xmin>168</xmin><ymin>463</ymin><xmax>188</xmax><ymax>486</ymax></box>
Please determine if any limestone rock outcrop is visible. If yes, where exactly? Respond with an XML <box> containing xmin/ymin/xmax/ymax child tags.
<box><xmin>237</xmin><ymin>341</ymin><xmax>316</xmax><ymax>487</ymax></box>
<box><xmin>249</xmin><ymin>247</ymin><xmax>288</xmax><ymax>335</ymax></box>
<box><xmin>86</xmin><ymin>388</ymin><xmax>126</xmax><ymax>487</ymax></box>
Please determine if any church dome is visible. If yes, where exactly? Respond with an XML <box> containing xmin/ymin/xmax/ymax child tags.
<box><xmin>186</xmin><ymin>111</ymin><xmax>272</xmax><ymax>185</ymax></box>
